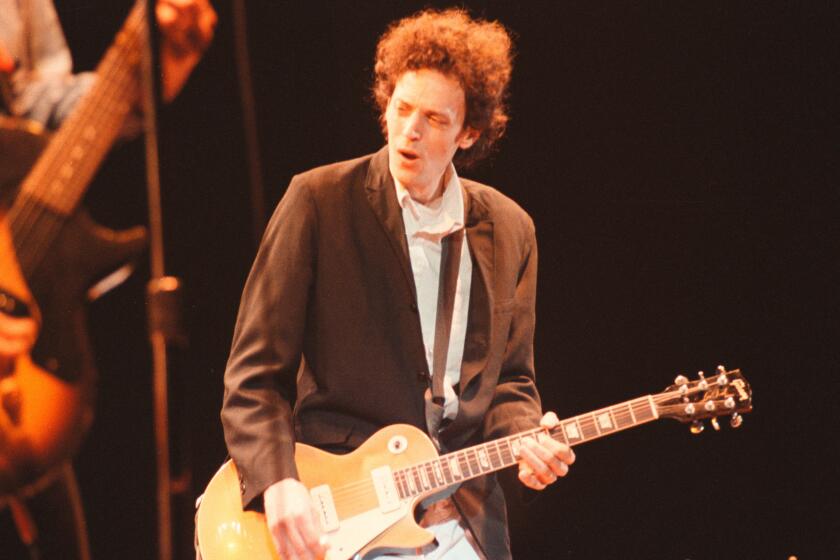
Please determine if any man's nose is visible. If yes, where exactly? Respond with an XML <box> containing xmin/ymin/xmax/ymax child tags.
<box><xmin>403</xmin><ymin>113</ymin><xmax>422</xmax><ymax>140</ymax></box>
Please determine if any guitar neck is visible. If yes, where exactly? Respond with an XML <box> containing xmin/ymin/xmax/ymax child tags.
<box><xmin>392</xmin><ymin>396</ymin><xmax>659</xmax><ymax>500</ymax></box>
<box><xmin>8</xmin><ymin>1</ymin><xmax>146</xmax><ymax>275</ymax></box>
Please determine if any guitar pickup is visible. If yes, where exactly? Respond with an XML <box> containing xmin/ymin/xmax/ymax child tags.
<box><xmin>371</xmin><ymin>466</ymin><xmax>400</xmax><ymax>513</ymax></box>
<box><xmin>309</xmin><ymin>484</ymin><xmax>339</xmax><ymax>532</ymax></box>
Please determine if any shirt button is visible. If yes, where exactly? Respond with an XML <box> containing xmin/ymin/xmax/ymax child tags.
<box><xmin>417</xmin><ymin>371</ymin><xmax>428</xmax><ymax>382</ymax></box>
<box><xmin>409</xmin><ymin>302</ymin><xmax>419</xmax><ymax>313</ymax></box>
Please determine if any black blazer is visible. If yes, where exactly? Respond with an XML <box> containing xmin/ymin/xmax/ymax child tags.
<box><xmin>221</xmin><ymin>146</ymin><xmax>543</xmax><ymax>558</ymax></box>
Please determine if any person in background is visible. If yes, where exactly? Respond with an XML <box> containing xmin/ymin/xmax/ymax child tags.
<box><xmin>0</xmin><ymin>1</ymin><xmax>216</xmax><ymax>558</ymax></box>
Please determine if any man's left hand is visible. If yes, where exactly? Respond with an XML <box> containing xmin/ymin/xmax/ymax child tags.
<box><xmin>517</xmin><ymin>411</ymin><xmax>575</xmax><ymax>490</ymax></box>
<box><xmin>156</xmin><ymin>0</ymin><xmax>217</xmax><ymax>101</ymax></box>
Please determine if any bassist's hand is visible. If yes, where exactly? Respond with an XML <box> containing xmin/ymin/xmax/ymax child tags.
<box><xmin>156</xmin><ymin>0</ymin><xmax>218</xmax><ymax>101</ymax></box>
<box><xmin>517</xmin><ymin>411</ymin><xmax>576</xmax><ymax>490</ymax></box>
<box><xmin>264</xmin><ymin>477</ymin><xmax>328</xmax><ymax>560</ymax></box>
<box><xmin>0</xmin><ymin>313</ymin><xmax>37</xmax><ymax>360</ymax></box>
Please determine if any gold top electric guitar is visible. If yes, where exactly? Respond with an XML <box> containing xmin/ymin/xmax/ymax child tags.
<box><xmin>196</xmin><ymin>367</ymin><xmax>753</xmax><ymax>560</ymax></box>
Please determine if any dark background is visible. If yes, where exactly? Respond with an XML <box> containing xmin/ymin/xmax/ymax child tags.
<box><xmin>43</xmin><ymin>0</ymin><xmax>839</xmax><ymax>558</ymax></box>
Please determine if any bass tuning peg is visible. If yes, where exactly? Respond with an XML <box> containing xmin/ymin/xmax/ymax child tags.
<box><xmin>690</xmin><ymin>421</ymin><xmax>704</xmax><ymax>434</ymax></box>
<box><xmin>730</xmin><ymin>412</ymin><xmax>743</xmax><ymax>428</ymax></box>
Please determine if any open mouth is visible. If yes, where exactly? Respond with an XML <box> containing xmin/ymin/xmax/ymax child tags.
<box><xmin>399</xmin><ymin>149</ymin><xmax>419</xmax><ymax>161</ymax></box>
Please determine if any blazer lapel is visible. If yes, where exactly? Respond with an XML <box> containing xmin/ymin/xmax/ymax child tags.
<box><xmin>460</xmin><ymin>186</ymin><xmax>494</xmax><ymax>392</ymax></box>
<box><xmin>364</xmin><ymin>146</ymin><xmax>416</xmax><ymax>301</ymax></box>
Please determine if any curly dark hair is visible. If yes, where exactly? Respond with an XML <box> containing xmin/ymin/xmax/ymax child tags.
<box><xmin>372</xmin><ymin>8</ymin><xmax>514</xmax><ymax>169</ymax></box>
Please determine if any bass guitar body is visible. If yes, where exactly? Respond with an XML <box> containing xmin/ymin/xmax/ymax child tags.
<box><xmin>197</xmin><ymin>424</ymin><xmax>442</xmax><ymax>560</ymax></box>
<box><xmin>0</xmin><ymin>121</ymin><xmax>147</xmax><ymax>495</ymax></box>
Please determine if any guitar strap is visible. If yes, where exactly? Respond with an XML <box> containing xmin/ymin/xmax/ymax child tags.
<box><xmin>424</xmin><ymin>228</ymin><xmax>464</xmax><ymax>450</ymax></box>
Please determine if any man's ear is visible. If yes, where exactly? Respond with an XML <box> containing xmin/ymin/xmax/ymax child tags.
<box><xmin>458</xmin><ymin>127</ymin><xmax>480</xmax><ymax>150</ymax></box>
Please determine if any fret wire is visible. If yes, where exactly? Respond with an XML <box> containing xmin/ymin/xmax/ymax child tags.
<box><xmin>19</xmin><ymin>7</ymin><xmax>142</xmax><ymax>210</ymax></box>
<box><xmin>499</xmin><ymin>437</ymin><xmax>515</xmax><ymax>465</ymax></box>
<box><xmin>589</xmin><ymin>413</ymin><xmax>602</xmax><ymax>436</ymax></box>
<box><xmin>440</xmin><ymin>456</ymin><xmax>453</xmax><ymax>485</ymax></box>
<box><xmin>8</xmin><ymin>2</ymin><xmax>145</xmax><ymax>266</ymax></box>
<box><xmin>10</xmin><ymin>58</ymin><xmax>139</xmax><ymax>272</ymax></box>
<box><xmin>607</xmin><ymin>406</ymin><xmax>618</xmax><ymax>430</ymax></box>
<box><xmin>466</xmin><ymin>448</ymin><xmax>479</xmax><ymax>475</ymax></box>
<box><xmin>9</xmin><ymin>3</ymin><xmax>143</xmax><ymax>212</ymax></box>
<box><xmin>394</xmin><ymin>394</ymin><xmax>668</xmax><ymax>501</ymax></box>
<box><xmin>458</xmin><ymin>451</ymin><xmax>470</xmax><ymax>478</ymax></box>
<box><xmin>627</xmin><ymin>400</ymin><xmax>637</xmax><ymax>424</ymax></box>
<box><xmin>411</xmin><ymin>467</ymin><xmax>422</xmax><ymax>493</ymax></box>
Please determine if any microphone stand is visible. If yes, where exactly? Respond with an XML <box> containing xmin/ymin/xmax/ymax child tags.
<box><xmin>140</xmin><ymin>1</ymin><xmax>188</xmax><ymax>558</ymax></box>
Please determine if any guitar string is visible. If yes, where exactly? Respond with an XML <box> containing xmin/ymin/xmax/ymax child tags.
<box><xmin>319</xmin><ymin>384</ymin><xmax>738</xmax><ymax>511</ymax></box>
<box><xmin>7</xmin><ymin>16</ymin><xmax>142</xmax><ymax>273</ymax></box>
<box><xmin>324</xmin><ymin>389</ymin><xmax>708</xmax><ymax>504</ymax></box>
<box><xmin>7</xmin><ymin>3</ymin><xmax>144</xmax><ymax>274</ymax></box>
<box><xmin>9</xmin><ymin>18</ymin><xmax>141</xmax><ymax>271</ymax></box>
<box><xmin>312</xmin><ymin>384</ymin><xmax>736</xmax><ymax>511</ymax></box>
<box><xmin>14</xmin><ymin>1</ymin><xmax>144</xmax><ymax>217</ymax></box>
<box><xmin>8</xmin><ymin>3</ymin><xmax>141</xmax><ymax>225</ymax></box>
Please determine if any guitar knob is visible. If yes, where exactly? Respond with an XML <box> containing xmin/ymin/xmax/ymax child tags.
<box><xmin>674</xmin><ymin>374</ymin><xmax>688</xmax><ymax>386</ymax></box>
<box><xmin>724</xmin><ymin>397</ymin><xmax>735</xmax><ymax>409</ymax></box>
<box><xmin>684</xmin><ymin>403</ymin><xmax>696</xmax><ymax>416</ymax></box>
<box><xmin>690</xmin><ymin>421</ymin><xmax>704</xmax><ymax>434</ymax></box>
<box><xmin>717</xmin><ymin>372</ymin><xmax>729</xmax><ymax>386</ymax></box>
<box><xmin>730</xmin><ymin>412</ymin><xmax>743</xmax><ymax>428</ymax></box>
<box><xmin>710</xmin><ymin>417</ymin><xmax>721</xmax><ymax>431</ymax></box>
<box><xmin>704</xmin><ymin>400</ymin><xmax>716</xmax><ymax>412</ymax></box>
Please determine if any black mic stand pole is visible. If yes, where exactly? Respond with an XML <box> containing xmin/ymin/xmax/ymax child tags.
<box><xmin>139</xmin><ymin>1</ymin><xmax>187</xmax><ymax>558</ymax></box>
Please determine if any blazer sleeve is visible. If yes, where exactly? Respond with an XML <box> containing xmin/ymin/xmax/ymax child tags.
<box><xmin>220</xmin><ymin>175</ymin><xmax>317</xmax><ymax>508</ymax></box>
<box><xmin>482</xmin><ymin>221</ymin><xmax>543</xmax><ymax>441</ymax></box>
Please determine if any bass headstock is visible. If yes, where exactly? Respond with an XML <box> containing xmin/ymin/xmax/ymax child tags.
<box><xmin>655</xmin><ymin>366</ymin><xmax>752</xmax><ymax>433</ymax></box>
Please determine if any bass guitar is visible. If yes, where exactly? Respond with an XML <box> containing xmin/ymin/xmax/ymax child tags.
<box><xmin>0</xmin><ymin>2</ymin><xmax>149</xmax><ymax>496</ymax></box>
<box><xmin>196</xmin><ymin>367</ymin><xmax>753</xmax><ymax>560</ymax></box>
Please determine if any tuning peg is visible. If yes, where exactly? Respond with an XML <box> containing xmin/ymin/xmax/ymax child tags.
<box><xmin>704</xmin><ymin>400</ymin><xmax>716</xmax><ymax>412</ymax></box>
<box><xmin>697</xmin><ymin>371</ymin><xmax>709</xmax><ymax>390</ymax></box>
<box><xmin>674</xmin><ymin>374</ymin><xmax>688</xmax><ymax>386</ymax></box>
<box><xmin>717</xmin><ymin>364</ymin><xmax>726</xmax><ymax>374</ymax></box>
<box><xmin>730</xmin><ymin>412</ymin><xmax>743</xmax><ymax>428</ymax></box>
<box><xmin>717</xmin><ymin>367</ymin><xmax>729</xmax><ymax>386</ymax></box>
<box><xmin>690</xmin><ymin>421</ymin><xmax>704</xmax><ymax>434</ymax></box>
<box><xmin>724</xmin><ymin>397</ymin><xmax>735</xmax><ymax>409</ymax></box>
<box><xmin>710</xmin><ymin>417</ymin><xmax>721</xmax><ymax>431</ymax></box>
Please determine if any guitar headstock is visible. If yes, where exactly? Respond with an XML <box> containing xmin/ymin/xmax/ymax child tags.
<box><xmin>655</xmin><ymin>366</ymin><xmax>752</xmax><ymax>432</ymax></box>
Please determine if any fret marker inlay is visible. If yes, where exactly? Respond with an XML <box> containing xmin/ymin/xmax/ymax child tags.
<box><xmin>597</xmin><ymin>413</ymin><xmax>613</xmax><ymax>430</ymax></box>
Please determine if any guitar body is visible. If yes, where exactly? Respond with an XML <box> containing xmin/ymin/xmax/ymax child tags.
<box><xmin>0</xmin><ymin>121</ymin><xmax>147</xmax><ymax>495</ymax></box>
<box><xmin>197</xmin><ymin>424</ymin><xmax>442</xmax><ymax>560</ymax></box>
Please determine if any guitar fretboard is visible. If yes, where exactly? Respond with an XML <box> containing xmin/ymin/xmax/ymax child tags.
<box><xmin>393</xmin><ymin>396</ymin><xmax>658</xmax><ymax>499</ymax></box>
<box><xmin>8</xmin><ymin>1</ymin><xmax>146</xmax><ymax>276</ymax></box>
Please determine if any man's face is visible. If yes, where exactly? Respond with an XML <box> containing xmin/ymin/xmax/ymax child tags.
<box><xmin>386</xmin><ymin>69</ymin><xmax>478</xmax><ymax>202</ymax></box>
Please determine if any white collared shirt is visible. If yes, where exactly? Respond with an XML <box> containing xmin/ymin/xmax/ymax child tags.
<box><xmin>394</xmin><ymin>166</ymin><xmax>472</xmax><ymax>421</ymax></box>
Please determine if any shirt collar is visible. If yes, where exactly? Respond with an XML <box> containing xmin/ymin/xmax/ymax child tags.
<box><xmin>393</xmin><ymin>164</ymin><xmax>465</xmax><ymax>237</ymax></box>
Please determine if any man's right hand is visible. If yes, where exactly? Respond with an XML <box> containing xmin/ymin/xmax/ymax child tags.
<box><xmin>264</xmin><ymin>478</ymin><xmax>328</xmax><ymax>560</ymax></box>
